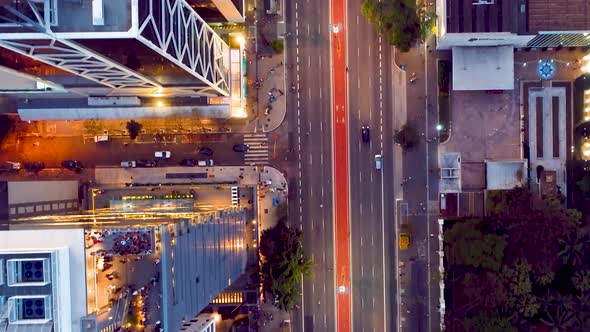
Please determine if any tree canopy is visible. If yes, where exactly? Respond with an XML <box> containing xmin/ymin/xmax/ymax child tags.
<box><xmin>260</xmin><ymin>221</ymin><xmax>312</xmax><ymax>311</ymax></box>
<box><xmin>360</xmin><ymin>0</ymin><xmax>435</xmax><ymax>52</ymax></box>
<box><xmin>445</xmin><ymin>219</ymin><xmax>507</xmax><ymax>271</ymax></box>
<box><xmin>445</xmin><ymin>188</ymin><xmax>590</xmax><ymax>331</ymax></box>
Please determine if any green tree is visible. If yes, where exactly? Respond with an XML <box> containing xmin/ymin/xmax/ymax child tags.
<box><xmin>271</xmin><ymin>39</ymin><xmax>284</xmax><ymax>54</ymax></box>
<box><xmin>558</xmin><ymin>230</ymin><xmax>589</xmax><ymax>266</ymax></box>
<box><xmin>445</xmin><ymin>219</ymin><xmax>507</xmax><ymax>271</ymax></box>
<box><xmin>502</xmin><ymin>258</ymin><xmax>541</xmax><ymax>318</ymax></box>
<box><xmin>126</xmin><ymin>120</ymin><xmax>143</xmax><ymax>140</ymax></box>
<box><xmin>465</xmin><ymin>313</ymin><xmax>518</xmax><ymax>332</ymax></box>
<box><xmin>572</xmin><ymin>270</ymin><xmax>590</xmax><ymax>293</ymax></box>
<box><xmin>416</xmin><ymin>0</ymin><xmax>437</xmax><ymax>41</ymax></box>
<box><xmin>462</xmin><ymin>271</ymin><xmax>508</xmax><ymax>309</ymax></box>
<box><xmin>394</xmin><ymin>123</ymin><xmax>420</xmax><ymax>149</ymax></box>
<box><xmin>494</xmin><ymin>188</ymin><xmax>580</xmax><ymax>272</ymax></box>
<box><xmin>360</xmin><ymin>0</ymin><xmax>421</xmax><ymax>52</ymax></box>
<box><xmin>540</xmin><ymin>292</ymin><xmax>579</xmax><ymax>331</ymax></box>
<box><xmin>260</xmin><ymin>221</ymin><xmax>313</xmax><ymax>311</ymax></box>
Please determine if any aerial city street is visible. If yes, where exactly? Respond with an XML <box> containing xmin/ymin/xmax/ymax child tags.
<box><xmin>1</xmin><ymin>0</ymin><xmax>590</xmax><ymax>331</ymax></box>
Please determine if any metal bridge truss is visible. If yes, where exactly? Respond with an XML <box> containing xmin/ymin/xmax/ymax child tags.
<box><xmin>0</xmin><ymin>0</ymin><xmax>230</xmax><ymax>97</ymax></box>
<box><xmin>137</xmin><ymin>0</ymin><xmax>230</xmax><ymax>96</ymax></box>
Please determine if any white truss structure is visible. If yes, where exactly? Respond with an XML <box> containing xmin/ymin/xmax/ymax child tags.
<box><xmin>0</xmin><ymin>0</ymin><xmax>230</xmax><ymax>97</ymax></box>
<box><xmin>136</xmin><ymin>0</ymin><xmax>230</xmax><ymax>96</ymax></box>
<box><xmin>0</xmin><ymin>38</ymin><xmax>162</xmax><ymax>92</ymax></box>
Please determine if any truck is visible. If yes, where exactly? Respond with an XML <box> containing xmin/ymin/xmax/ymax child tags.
<box><xmin>398</xmin><ymin>201</ymin><xmax>410</xmax><ymax>250</ymax></box>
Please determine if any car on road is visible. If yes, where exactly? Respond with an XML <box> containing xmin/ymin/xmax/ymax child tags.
<box><xmin>361</xmin><ymin>126</ymin><xmax>370</xmax><ymax>142</ymax></box>
<box><xmin>120</xmin><ymin>161</ymin><xmax>137</xmax><ymax>168</ymax></box>
<box><xmin>136</xmin><ymin>160</ymin><xmax>157</xmax><ymax>167</ymax></box>
<box><xmin>155</xmin><ymin>151</ymin><xmax>171</xmax><ymax>159</ymax></box>
<box><xmin>199</xmin><ymin>147</ymin><xmax>214</xmax><ymax>156</ymax></box>
<box><xmin>94</xmin><ymin>135</ymin><xmax>109</xmax><ymax>142</ymax></box>
<box><xmin>375</xmin><ymin>154</ymin><xmax>382</xmax><ymax>170</ymax></box>
<box><xmin>198</xmin><ymin>159</ymin><xmax>214</xmax><ymax>167</ymax></box>
<box><xmin>233</xmin><ymin>144</ymin><xmax>250</xmax><ymax>152</ymax></box>
<box><xmin>24</xmin><ymin>162</ymin><xmax>45</xmax><ymax>173</ymax></box>
<box><xmin>399</xmin><ymin>223</ymin><xmax>410</xmax><ymax>250</ymax></box>
<box><xmin>61</xmin><ymin>160</ymin><xmax>83</xmax><ymax>171</ymax></box>
<box><xmin>180</xmin><ymin>159</ymin><xmax>197</xmax><ymax>167</ymax></box>
<box><xmin>1</xmin><ymin>161</ymin><xmax>21</xmax><ymax>173</ymax></box>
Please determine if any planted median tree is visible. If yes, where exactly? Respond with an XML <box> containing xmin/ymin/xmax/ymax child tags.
<box><xmin>271</xmin><ymin>39</ymin><xmax>284</xmax><ymax>54</ymax></box>
<box><xmin>260</xmin><ymin>221</ymin><xmax>312</xmax><ymax>311</ymax></box>
<box><xmin>126</xmin><ymin>120</ymin><xmax>142</xmax><ymax>140</ymax></box>
<box><xmin>361</xmin><ymin>0</ymin><xmax>432</xmax><ymax>52</ymax></box>
<box><xmin>394</xmin><ymin>124</ymin><xmax>420</xmax><ymax>149</ymax></box>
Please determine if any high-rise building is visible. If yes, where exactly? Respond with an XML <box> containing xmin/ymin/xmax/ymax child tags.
<box><xmin>0</xmin><ymin>207</ymin><xmax>248</xmax><ymax>331</ymax></box>
<box><xmin>0</xmin><ymin>0</ymin><xmax>250</xmax><ymax>120</ymax></box>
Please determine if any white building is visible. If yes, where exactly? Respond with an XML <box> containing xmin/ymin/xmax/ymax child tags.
<box><xmin>0</xmin><ymin>228</ymin><xmax>87</xmax><ymax>332</ymax></box>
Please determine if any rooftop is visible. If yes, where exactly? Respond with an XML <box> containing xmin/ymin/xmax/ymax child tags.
<box><xmin>528</xmin><ymin>0</ymin><xmax>590</xmax><ymax>33</ymax></box>
<box><xmin>444</xmin><ymin>0</ymin><xmax>525</xmax><ymax>34</ymax></box>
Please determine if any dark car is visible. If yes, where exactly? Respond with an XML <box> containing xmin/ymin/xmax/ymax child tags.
<box><xmin>180</xmin><ymin>159</ymin><xmax>197</xmax><ymax>167</ymax></box>
<box><xmin>199</xmin><ymin>147</ymin><xmax>214</xmax><ymax>156</ymax></box>
<box><xmin>137</xmin><ymin>160</ymin><xmax>157</xmax><ymax>167</ymax></box>
<box><xmin>24</xmin><ymin>162</ymin><xmax>45</xmax><ymax>173</ymax></box>
<box><xmin>61</xmin><ymin>160</ymin><xmax>83</xmax><ymax>171</ymax></box>
<box><xmin>361</xmin><ymin>126</ymin><xmax>370</xmax><ymax>142</ymax></box>
<box><xmin>233</xmin><ymin>144</ymin><xmax>250</xmax><ymax>152</ymax></box>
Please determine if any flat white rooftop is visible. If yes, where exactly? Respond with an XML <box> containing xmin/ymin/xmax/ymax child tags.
<box><xmin>452</xmin><ymin>45</ymin><xmax>515</xmax><ymax>91</ymax></box>
<box><xmin>0</xmin><ymin>229</ymin><xmax>87</xmax><ymax>332</ymax></box>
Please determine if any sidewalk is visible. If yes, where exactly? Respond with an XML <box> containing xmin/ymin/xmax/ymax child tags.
<box><xmin>244</xmin><ymin>0</ymin><xmax>288</xmax><ymax>133</ymax></box>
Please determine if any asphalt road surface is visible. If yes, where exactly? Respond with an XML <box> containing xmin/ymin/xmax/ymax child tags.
<box><xmin>346</xmin><ymin>0</ymin><xmax>399</xmax><ymax>330</ymax></box>
<box><xmin>285</xmin><ymin>0</ymin><xmax>336</xmax><ymax>330</ymax></box>
<box><xmin>0</xmin><ymin>134</ymin><xmax>264</xmax><ymax>168</ymax></box>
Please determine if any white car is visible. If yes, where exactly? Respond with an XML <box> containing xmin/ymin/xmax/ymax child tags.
<box><xmin>375</xmin><ymin>154</ymin><xmax>382</xmax><ymax>170</ymax></box>
<box><xmin>155</xmin><ymin>151</ymin><xmax>171</xmax><ymax>159</ymax></box>
<box><xmin>197</xmin><ymin>159</ymin><xmax>214</xmax><ymax>167</ymax></box>
<box><xmin>120</xmin><ymin>161</ymin><xmax>136</xmax><ymax>168</ymax></box>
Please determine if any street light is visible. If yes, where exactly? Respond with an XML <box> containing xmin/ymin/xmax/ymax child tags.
<box><xmin>236</xmin><ymin>34</ymin><xmax>245</xmax><ymax>46</ymax></box>
<box><xmin>436</xmin><ymin>124</ymin><xmax>443</xmax><ymax>131</ymax></box>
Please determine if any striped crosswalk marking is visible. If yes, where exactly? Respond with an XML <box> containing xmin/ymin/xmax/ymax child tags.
<box><xmin>243</xmin><ymin>133</ymin><xmax>269</xmax><ymax>164</ymax></box>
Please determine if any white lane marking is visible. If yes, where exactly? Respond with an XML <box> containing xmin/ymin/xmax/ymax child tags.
<box><xmin>361</xmin><ymin>265</ymin><xmax>364</xmax><ymax>277</ymax></box>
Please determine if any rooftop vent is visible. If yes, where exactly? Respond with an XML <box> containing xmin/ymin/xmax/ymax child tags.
<box><xmin>7</xmin><ymin>258</ymin><xmax>51</xmax><ymax>286</ymax></box>
<box><xmin>8</xmin><ymin>295</ymin><xmax>52</xmax><ymax>324</ymax></box>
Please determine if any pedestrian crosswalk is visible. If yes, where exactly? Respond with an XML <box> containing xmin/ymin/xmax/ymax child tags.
<box><xmin>243</xmin><ymin>133</ymin><xmax>269</xmax><ymax>164</ymax></box>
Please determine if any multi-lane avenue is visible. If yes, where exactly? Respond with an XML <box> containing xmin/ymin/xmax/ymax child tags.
<box><xmin>285</xmin><ymin>0</ymin><xmax>406</xmax><ymax>330</ymax></box>
<box><xmin>285</xmin><ymin>0</ymin><xmax>336</xmax><ymax>330</ymax></box>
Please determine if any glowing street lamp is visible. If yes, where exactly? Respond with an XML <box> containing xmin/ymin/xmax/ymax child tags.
<box><xmin>236</xmin><ymin>34</ymin><xmax>245</xmax><ymax>46</ymax></box>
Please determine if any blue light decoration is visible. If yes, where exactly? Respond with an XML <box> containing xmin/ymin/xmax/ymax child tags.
<box><xmin>537</xmin><ymin>59</ymin><xmax>557</xmax><ymax>80</ymax></box>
